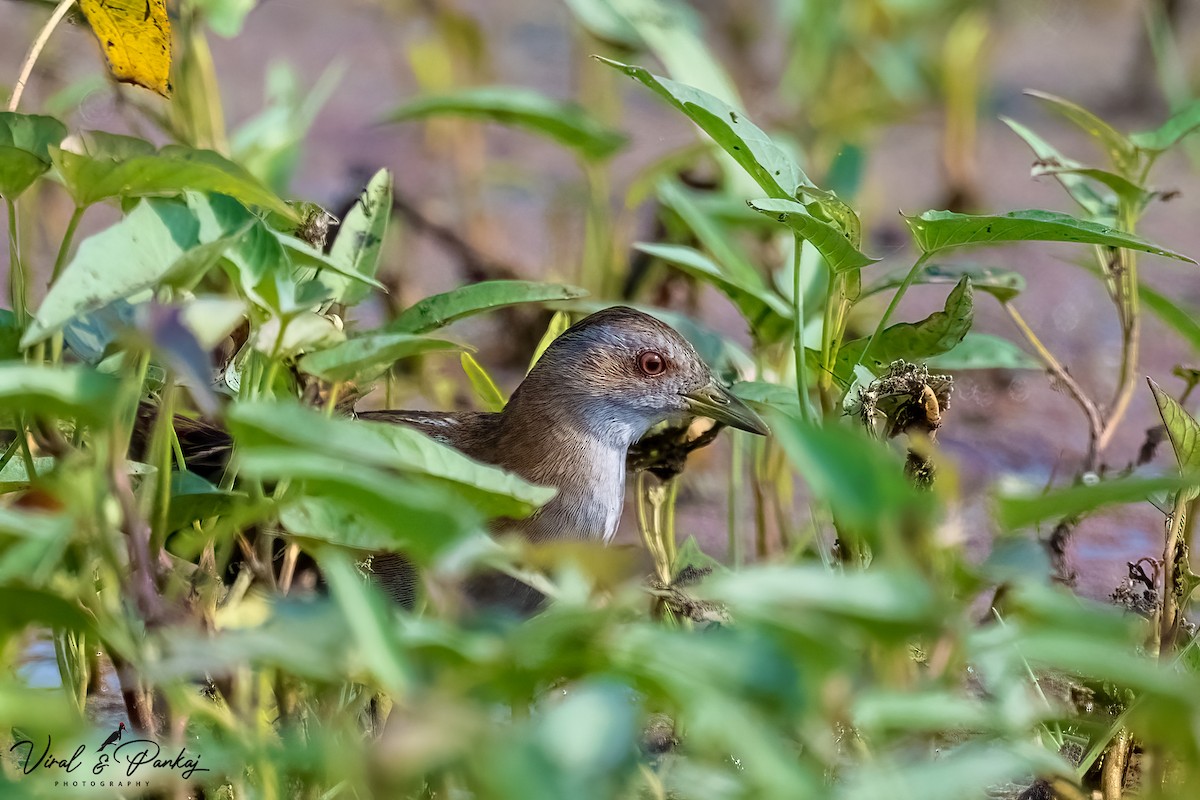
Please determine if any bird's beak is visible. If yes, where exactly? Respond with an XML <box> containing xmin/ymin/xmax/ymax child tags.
<box><xmin>683</xmin><ymin>383</ymin><xmax>769</xmax><ymax>436</ymax></box>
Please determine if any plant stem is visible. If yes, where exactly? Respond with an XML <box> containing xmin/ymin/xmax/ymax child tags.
<box><xmin>6</xmin><ymin>198</ymin><xmax>27</xmax><ymax>326</ymax></box>
<box><xmin>1005</xmin><ymin>303</ymin><xmax>1103</xmax><ymax>468</ymax></box>
<box><xmin>855</xmin><ymin>252</ymin><xmax>932</xmax><ymax>373</ymax></box>
<box><xmin>6</xmin><ymin>0</ymin><xmax>76</xmax><ymax>112</ymax></box>
<box><xmin>50</xmin><ymin>206</ymin><xmax>85</xmax><ymax>285</ymax></box>
<box><xmin>791</xmin><ymin>234</ymin><xmax>812</xmax><ymax>422</ymax></box>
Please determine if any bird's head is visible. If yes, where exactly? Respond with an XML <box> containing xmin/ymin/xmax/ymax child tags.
<box><xmin>515</xmin><ymin>306</ymin><xmax>768</xmax><ymax>444</ymax></box>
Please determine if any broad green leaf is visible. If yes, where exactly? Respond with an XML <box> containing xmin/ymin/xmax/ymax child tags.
<box><xmin>852</xmin><ymin>691</ymin><xmax>991</xmax><ymax>736</ymax></box>
<box><xmin>867</xmin><ymin>263</ymin><xmax>1024</xmax><ymax>304</ymax></box>
<box><xmin>297</xmin><ymin>332</ymin><xmax>461</xmax><ymax>384</ymax></box>
<box><xmin>384</xmin><ymin>87</ymin><xmax>625</xmax><ymax>162</ymax></box>
<box><xmin>528</xmin><ymin>311</ymin><xmax>572</xmax><ymax>372</ymax></box>
<box><xmin>748</xmin><ymin>198</ymin><xmax>879</xmax><ymax>272</ymax></box>
<box><xmin>22</xmin><ymin>199</ymin><xmax>245</xmax><ymax>347</ymax></box>
<box><xmin>323</xmin><ymin>168</ymin><xmax>393</xmax><ymax>306</ymax></box>
<box><xmin>704</xmin><ymin>564</ymin><xmax>935</xmax><ymax>628</ymax></box>
<box><xmin>1026</xmin><ymin>90</ymin><xmax>1138</xmax><ymax>174</ymax></box>
<box><xmin>995</xmin><ymin>475</ymin><xmax>1193</xmax><ymax>529</ymax></box>
<box><xmin>0</xmin><ymin>457</ymin><xmax>58</xmax><ymax>492</ymax></box>
<box><xmin>904</xmin><ymin>209</ymin><xmax>1194</xmax><ymax>262</ymax></box>
<box><xmin>732</xmin><ymin>380</ymin><xmax>799</xmax><ymax>414</ymax></box>
<box><xmin>0</xmin><ymin>364</ymin><xmax>117</xmax><ymax>424</ymax></box>
<box><xmin>657</xmin><ymin>179</ymin><xmax>761</xmax><ymax>287</ymax></box>
<box><xmin>634</xmin><ymin>242</ymin><xmax>792</xmax><ymax>340</ymax></box>
<box><xmin>768</xmin><ymin>410</ymin><xmax>934</xmax><ymax>546</ymax></box>
<box><xmin>389</xmin><ymin>280</ymin><xmax>588</xmax><ymax>334</ymax></box>
<box><xmin>1148</xmin><ymin>378</ymin><xmax>1200</xmax><ymax>473</ymax></box>
<box><xmin>1142</xmin><ymin>284</ymin><xmax>1200</xmax><ymax>353</ymax></box>
<box><xmin>227</xmin><ymin>401</ymin><xmax>554</xmax><ymax>518</ymax></box>
<box><xmin>925</xmin><ymin>333</ymin><xmax>1039</xmax><ymax>371</ymax></box>
<box><xmin>597</xmin><ymin>57</ymin><xmax>806</xmax><ymax>198</ymax></box>
<box><xmin>837</xmin><ymin>278</ymin><xmax>974</xmax><ymax>380</ymax></box>
<box><xmin>0</xmin><ymin>587</ymin><xmax>96</xmax><ymax>636</ymax></box>
<box><xmin>1131</xmin><ymin>98</ymin><xmax>1200</xmax><ymax>153</ymax></box>
<box><xmin>461</xmin><ymin>352</ymin><xmax>506</xmax><ymax>412</ymax></box>
<box><xmin>275</xmin><ymin>228</ymin><xmax>386</xmax><ymax>292</ymax></box>
<box><xmin>78</xmin><ymin>0</ymin><xmax>172</xmax><ymax>96</ymax></box>
<box><xmin>320</xmin><ymin>549</ymin><xmax>411</xmax><ymax>692</ymax></box>
<box><xmin>167</xmin><ymin>471</ymin><xmax>242</xmax><ymax>531</ymax></box>
<box><xmin>51</xmin><ymin>144</ymin><xmax>295</xmax><ymax>219</ymax></box>
<box><xmin>0</xmin><ymin>113</ymin><xmax>67</xmax><ymax>197</ymax></box>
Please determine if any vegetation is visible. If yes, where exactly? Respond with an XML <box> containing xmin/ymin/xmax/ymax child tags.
<box><xmin>2</xmin><ymin>1</ymin><xmax>1200</xmax><ymax>798</ymax></box>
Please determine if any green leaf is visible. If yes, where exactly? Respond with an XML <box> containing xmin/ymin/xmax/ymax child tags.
<box><xmin>1026</xmin><ymin>90</ymin><xmax>1138</xmax><ymax>174</ymax></box>
<box><xmin>528</xmin><ymin>310</ymin><xmax>572</xmax><ymax>372</ymax></box>
<box><xmin>597</xmin><ymin>57</ymin><xmax>806</xmax><ymax>198</ymax></box>
<box><xmin>319</xmin><ymin>549</ymin><xmax>411</xmax><ymax>692</ymax></box>
<box><xmin>167</xmin><ymin>471</ymin><xmax>242</xmax><ymax>531</ymax></box>
<box><xmin>22</xmin><ymin>199</ymin><xmax>245</xmax><ymax>347</ymax></box>
<box><xmin>904</xmin><ymin>209</ymin><xmax>1194</xmax><ymax>262</ymax></box>
<box><xmin>1141</xmin><ymin>283</ymin><xmax>1200</xmax><ymax>353</ymax></box>
<box><xmin>227</xmin><ymin>401</ymin><xmax>554</xmax><ymax>518</ymax></box>
<box><xmin>384</xmin><ymin>86</ymin><xmax>625</xmax><ymax>162</ymax></box>
<box><xmin>867</xmin><ymin>263</ymin><xmax>1024</xmax><ymax>304</ymax></box>
<box><xmin>297</xmin><ymin>332</ymin><xmax>461</xmax><ymax>384</ymax></box>
<box><xmin>657</xmin><ymin>179</ymin><xmax>761</xmax><ymax>286</ymax></box>
<box><xmin>732</xmin><ymin>380</ymin><xmax>800</xmax><ymax>414</ymax></box>
<box><xmin>634</xmin><ymin>242</ymin><xmax>792</xmax><ymax>340</ymax></box>
<box><xmin>1001</xmin><ymin>115</ymin><xmax>1111</xmax><ymax>217</ymax></box>
<box><xmin>460</xmin><ymin>352</ymin><xmax>506</xmax><ymax>412</ymax></box>
<box><xmin>51</xmin><ymin>144</ymin><xmax>296</xmax><ymax>219</ymax></box>
<box><xmin>389</xmin><ymin>280</ymin><xmax>588</xmax><ymax>334</ymax></box>
<box><xmin>323</xmin><ymin>168</ymin><xmax>392</xmax><ymax>306</ymax></box>
<box><xmin>748</xmin><ymin>198</ymin><xmax>879</xmax><ymax>272</ymax></box>
<box><xmin>1031</xmin><ymin>163</ymin><xmax>1148</xmax><ymax>209</ymax></box>
<box><xmin>837</xmin><ymin>278</ymin><xmax>974</xmax><ymax>380</ymax></box>
<box><xmin>0</xmin><ymin>457</ymin><xmax>58</xmax><ymax>492</ymax></box>
<box><xmin>1148</xmin><ymin>378</ymin><xmax>1200</xmax><ymax>473</ymax></box>
<box><xmin>0</xmin><ymin>364</ymin><xmax>117</xmax><ymax>424</ymax></box>
<box><xmin>925</xmin><ymin>332</ymin><xmax>1039</xmax><ymax>371</ymax></box>
<box><xmin>561</xmin><ymin>0</ymin><xmax>640</xmax><ymax>46</ymax></box>
<box><xmin>1130</xmin><ymin>98</ymin><xmax>1200</xmax><ymax>153</ymax></box>
<box><xmin>995</xmin><ymin>475</ymin><xmax>1194</xmax><ymax>529</ymax></box>
<box><xmin>0</xmin><ymin>113</ymin><xmax>67</xmax><ymax>197</ymax></box>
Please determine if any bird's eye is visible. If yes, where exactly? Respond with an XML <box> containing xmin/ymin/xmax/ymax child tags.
<box><xmin>638</xmin><ymin>351</ymin><xmax>667</xmax><ymax>376</ymax></box>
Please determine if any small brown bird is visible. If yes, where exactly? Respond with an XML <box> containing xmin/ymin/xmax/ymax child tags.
<box><xmin>362</xmin><ymin>306</ymin><xmax>767</xmax><ymax>611</ymax></box>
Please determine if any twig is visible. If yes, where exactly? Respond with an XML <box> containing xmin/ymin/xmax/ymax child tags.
<box><xmin>1005</xmin><ymin>303</ymin><xmax>1103</xmax><ymax>469</ymax></box>
<box><xmin>391</xmin><ymin>190</ymin><xmax>518</xmax><ymax>283</ymax></box>
<box><xmin>7</xmin><ymin>0</ymin><xmax>76</xmax><ymax>112</ymax></box>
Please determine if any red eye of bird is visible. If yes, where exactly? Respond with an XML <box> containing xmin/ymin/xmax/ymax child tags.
<box><xmin>638</xmin><ymin>351</ymin><xmax>667</xmax><ymax>376</ymax></box>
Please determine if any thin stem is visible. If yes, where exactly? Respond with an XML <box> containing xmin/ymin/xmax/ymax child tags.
<box><xmin>728</xmin><ymin>434</ymin><xmax>743</xmax><ymax>568</ymax></box>
<box><xmin>50</xmin><ymin>206</ymin><xmax>85</xmax><ymax>285</ymax></box>
<box><xmin>6</xmin><ymin>0</ymin><xmax>76</xmax><ymax>112</ymax></box>
<box><xmin>855</xmin><ymin>252</ymin><xmax>932</xmax><ymax>373</ymax></box>
<box><xmin>6</xmin><ymin>199</ymin><xmax>27</xmax><ymax>326</ymax></box>
<box><xmin>1005</xmin><ymin>303</ymin><xmax>1103</xmax><ymax>468</ymax></box>
<box><xmin>791</xmin><ymin>234</ymin><xmax>812</xmax><ymax>422</ymax></box>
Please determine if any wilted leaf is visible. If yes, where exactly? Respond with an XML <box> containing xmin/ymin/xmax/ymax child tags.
<box><xmin>389</xmin><ymin>280</ymin><xmax>587</xmax><ymax>334</ymax></box>
<box><xmin>904</xmin><ymin>209</ymin><xmax>1192</xmax><ymax>261</ymax></box>
<box><xmin>79</xmin><ymin>0</ymin><xmax>172</xmax><ymax>96</ymax></box>
<box><xmin>384</xmin><ymin>87</ymin><xmax>625</xmax><ymax>162</ymax></box>
<box><xmin>298</xmin><ymin>332</ymin><xmax>461</xmax><ymax>384</ymax></box>
<box><xmin>748</xmin><ymin>197</ymin><xmax>879</xmax><ymax>272</ymax></box>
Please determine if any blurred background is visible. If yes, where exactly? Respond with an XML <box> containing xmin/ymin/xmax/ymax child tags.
<box><xmin>3</xmin><ymin>0</ymin><xmax>1199</xmax><ymax>598</ymax></box>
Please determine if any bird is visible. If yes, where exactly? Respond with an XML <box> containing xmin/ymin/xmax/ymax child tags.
<box><xmin>361</xmin><ymin>306</ymin><xmax>768</xmax><ymax>612</ymax></box>
<box><xmin>162</xmin><ymin>306</ymin><xmax>768</xmax><ymax>612</ymax></box>
<box><xmin>98</xmin><ymin>722</ymin><xmax>126</xmax><ymax>751</ymax></box>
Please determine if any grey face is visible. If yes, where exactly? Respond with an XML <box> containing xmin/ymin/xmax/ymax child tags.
<box><xmin>534</xmin><ymin>307</ymin><xmax>768</xmax><ymax>437</ymax></box>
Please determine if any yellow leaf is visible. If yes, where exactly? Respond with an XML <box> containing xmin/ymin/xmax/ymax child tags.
<box><xmin>79</xmin><ymin>0</ymin><xmax>173</xmax><ymax>97</ymax></box>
